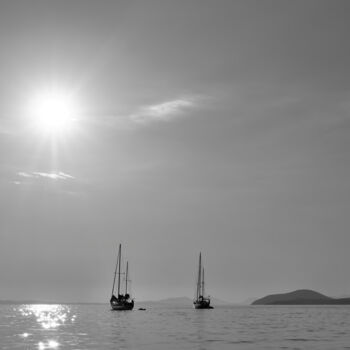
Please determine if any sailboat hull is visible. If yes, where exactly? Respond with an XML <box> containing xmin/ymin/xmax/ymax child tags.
<box><xmin>193</xmin><ymin>300</ymin><xmax>213</xmax><ymax>309</ymax></box>
<box><xmin>111</xmin><ymin>300</ymin><xmax>134</xmax><ymax>311</ymax></box>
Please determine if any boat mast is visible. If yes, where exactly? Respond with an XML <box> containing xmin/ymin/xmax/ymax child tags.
<box><xmin>197</xmin><ymin>252</ymin><xmax>202</xmax><ymax>299</ymax></box>
<box><xmin>201</xmin><ymin>267</ymin><xmax>205</xmax><ymax>297</ymax></box>
<box><xmin>111</xmin><ymin>244</ymin><xmax>119</xmax><ymax>296</ymax></box>
<box><xmin>125</xmin><ymin>261</ymin><xmax>129</xmax><ymax>295</ymax></box>
<box><xmin>117</xmin><ymin>244</ymin><xmax>121</xmax><ymax>296</ymax></box>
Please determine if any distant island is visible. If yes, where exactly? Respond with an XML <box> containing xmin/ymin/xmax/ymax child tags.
<box><xmin>142</xmin><ymin>296</ymin><xmax>232</xmax><ymax>306</ymax></box>
<box><xmin>252</xmin><ymin>289</ymin><xmax>350</xmax><ymax>305</ymax></box>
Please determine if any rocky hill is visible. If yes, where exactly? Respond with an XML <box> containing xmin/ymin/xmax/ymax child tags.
<box><xmin>252</xmin><ymin>289</ymin><xmax>350</xmax><ymax>305</ymax></box>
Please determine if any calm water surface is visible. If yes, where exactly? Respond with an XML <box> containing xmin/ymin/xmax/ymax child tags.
<box><xmin>1</xmin><ymin>304</ymin><xmax>350</xmax><ymax>349</ymax></box>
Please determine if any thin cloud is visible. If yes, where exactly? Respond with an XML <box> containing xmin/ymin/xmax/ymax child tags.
<box><xmin>17</xmin><ymin>171</ymin><xmax>75</xmax><ymax>181</ymax></box>
<box><xmin>131</xmin><ymin>98</ymin><xmax>195</xmax><ymax>123</ymax></box>
<box><xmin>17</xmin><ymin>172</ymin><xmax>33</xmax><ymax>178</ymax></box>
<box><xmin>86</xmin><ymin>95</ymin><xmax>201</xmax><ymax>129</ymax></box>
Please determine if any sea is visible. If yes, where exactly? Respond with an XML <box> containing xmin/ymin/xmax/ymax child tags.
<box><xmin>1</xmin><ymin>303</ymin><xmax>350</xmax><ymax>349</ymax></box>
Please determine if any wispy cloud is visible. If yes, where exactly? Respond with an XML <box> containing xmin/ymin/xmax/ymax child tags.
<box><xmin>130</xmin><ymin>98</ymin><xmax>195</xmax><ymax>123</ymax></box>
<box><xmin>17</xmin><ymin>171</ymin><xmax>75</xmax><ymax>181</ymax></box>
<box><xmin>13</xmin><ymin>171</ymin><xmax>87</xmax><ymax>197</ymax></box>
<box><xmin>84</xmin><ymin>95</ymin><xmax>202</xmax><ymax>130</ymax></box>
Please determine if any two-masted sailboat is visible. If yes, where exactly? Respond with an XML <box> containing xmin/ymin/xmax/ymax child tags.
<box><xmin>110</xmin><ymin>244</ymin><xmax>134</xmax><ymax>311</ymax></box>
<box><xmin>193</xmin><ymin>252</ymin><xmax>213</xmax><ymax>309</ymax></box>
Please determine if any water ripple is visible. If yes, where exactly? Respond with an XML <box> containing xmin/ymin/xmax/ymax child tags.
<box><xmin>0</xmin><ymin>304</ymin><xmax>349</xmax><ymax>349</ymax></box>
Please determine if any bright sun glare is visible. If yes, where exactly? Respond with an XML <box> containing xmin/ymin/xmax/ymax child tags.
<box><xmin>28</xmin><ymin>89</ymin><xmax>78</xmax><ymax>136</ymax></box>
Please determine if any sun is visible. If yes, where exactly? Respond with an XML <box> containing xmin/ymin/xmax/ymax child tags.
<box><xmin>28</xmin><ymin>88</ymin><xmax>79</xmax><ymax>136</ymax></box>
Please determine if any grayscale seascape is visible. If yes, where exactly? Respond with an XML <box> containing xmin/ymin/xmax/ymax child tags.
<box><xmin>1</xmin><ymin>304</ymin><xmax>350</xmax><ymax>349</ymax></box>
<box><xmin>1</xmin><ymin>1</ymin><xmax>350</xmax><ymax>349</ymax></box>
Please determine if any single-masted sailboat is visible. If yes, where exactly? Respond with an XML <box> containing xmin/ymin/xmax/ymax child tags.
<box><xmin>110</xmin><ymin>244</ymin><xmax>134</xmax><ymax>311</ymax></box>
<box><xmin>193</xmin><ymin>252</ymin><xmax>213</xmax><ymax>309</ymax></box>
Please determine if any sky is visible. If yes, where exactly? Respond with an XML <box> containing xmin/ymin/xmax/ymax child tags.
<box><xmin>0</xmin><ymin>0</ymin><xmax>350</xmax><ymax>303</ymax></box>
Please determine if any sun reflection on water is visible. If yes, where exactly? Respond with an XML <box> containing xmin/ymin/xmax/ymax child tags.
<box><xmin>38</xmin><ymin>340</ymin><xmax>60</xmax><ymax>349</ymax></box>
<box><xmin>18</xmin><ymin>304</ymin><xmax>71</xmax><ymax>330</ymax></box>
<box><xmin>17</xmin><ymin>304</ymin><xmax>74</xmax><ymax>348</ymax></box>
